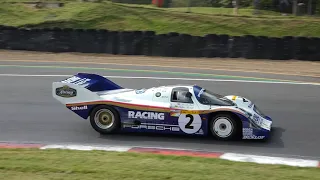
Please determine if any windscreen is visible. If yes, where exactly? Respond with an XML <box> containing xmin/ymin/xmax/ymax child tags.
<box><xmin>196</xmin><ymin>89</ymin><xmax>235</xmax><ymax>106</ymax></box>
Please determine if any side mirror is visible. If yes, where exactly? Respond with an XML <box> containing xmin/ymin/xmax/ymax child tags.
<box><xmin>186</xmin><ymin>92</ymin><xmax>192</xmax><ymax>98</ymax></box>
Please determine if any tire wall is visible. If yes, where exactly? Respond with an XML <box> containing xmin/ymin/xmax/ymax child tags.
<box><xmin>0</xmin><ymin>25</ymin><xmax>319</xmax><ymax>61</ymax></box>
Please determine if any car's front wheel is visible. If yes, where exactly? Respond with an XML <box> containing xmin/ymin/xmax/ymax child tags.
<box><xmin>209</xmin><ymin>113</ymin><xmax>239</xmax><ymax>140</ymax></box>
<box><xmin>89</xmin><ymin>105</ymin><xmax>120</xmax><ymax>134</ymax></box>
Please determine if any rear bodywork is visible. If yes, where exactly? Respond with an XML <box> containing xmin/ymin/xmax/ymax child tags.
<box><xmin>53</xmin><ymin>73</ymin><xmax>272</xmax><ymax>140</ymax></box>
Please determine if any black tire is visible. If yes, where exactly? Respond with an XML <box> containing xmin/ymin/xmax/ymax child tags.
<box><xmin>209</xmin><ymin>113</ymin><xmax>240</xmax><ymax>140</ymax></box>
<box><xmin>89</xmin><ymin>105</ymin><xmax>120</xmax><ymax>134</ymax></box>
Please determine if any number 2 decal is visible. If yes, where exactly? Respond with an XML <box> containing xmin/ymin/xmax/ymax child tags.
<box><xmin>178</xmin><ymin>114</ymin><xmax>202</xmax><ymax>134</ymax></box>
<box><xmin>185</xmin><ymin>114</ymin><xmax>194</xmax><ymax>129</ymax></box>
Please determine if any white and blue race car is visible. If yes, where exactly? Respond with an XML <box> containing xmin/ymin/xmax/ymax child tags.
<box><xmin>52</xmin><ymin>73</ymin><xmax>272</xmax><ymax>140</ymax></box>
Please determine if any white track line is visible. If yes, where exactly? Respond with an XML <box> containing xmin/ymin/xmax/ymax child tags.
<box><xmin>220</xmin><ymin>153</ymin><xmax>320</xmax><ymax>167</ymax></box>
<box><xmin>0</xmin><ymin>73</ymin><xmax>319</xmax><ymax>86</ymax></box>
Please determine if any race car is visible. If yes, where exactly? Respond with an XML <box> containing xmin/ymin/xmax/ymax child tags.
<box><xmin>52</xmin><ymin>73</ymin><xmax>272</xmax><ymax>140</ymax></box>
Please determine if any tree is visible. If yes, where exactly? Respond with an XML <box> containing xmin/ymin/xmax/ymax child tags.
<box><xmin>292</xmin><ymin>0</ymin><xmax>297</xmax><ymax>15</ymax></box>
<box><xmin>307</xmin><ymin>0</ymin><xmax>312</xmax><ymax>15</ymax></box>
<box><xmin>233</xmin><ymin>0</ymin><xmax>239</xmax><ymax>15</ymax></box>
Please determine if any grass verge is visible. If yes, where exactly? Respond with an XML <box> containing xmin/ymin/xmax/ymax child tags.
<box><xmin>0</xmin><ymin>148</ymin><xmax>319</xmax><ymax>180</ymax></box>
<box><xmin>0</xmin><ymin>2</ymin><xmax>320</xmax><ymax>37</ymax></box>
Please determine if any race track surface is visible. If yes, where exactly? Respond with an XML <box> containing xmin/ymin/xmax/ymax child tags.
<box><xmin>0</xmin><ymin>61</ymin><xmax>320</xmax><ymax>160</ymax></box>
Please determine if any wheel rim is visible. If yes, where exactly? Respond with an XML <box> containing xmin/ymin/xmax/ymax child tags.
<box><xmin>213</xmin><ymin>117</ymin><xmax>233</xmax><ymax>138</ymax></box>
<box><xmin>94</xmin><ymin>109</ymin><xmax>115</xmax><ymax>130</ymax></box>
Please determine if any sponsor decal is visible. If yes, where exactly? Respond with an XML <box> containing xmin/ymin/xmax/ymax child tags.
<box><xmin>232</xmin><ymin>96</ymin><xmax>237</xmax><ymax>100</ymax></box>
<box><xmin>170</xmin><ymin>109</ymin><xmax>181</xmax><ymax>112</ymax></box>
<box><xmin>114</xmin><ymin>97</ymin><xmax>131</xmax><ymax>102</ymax></box>
<box><xmin>173</xmin><ymin>103</ymin><xmax>194</xmax><ymax>109</ymax></box>
<box><xmin>128</xmin><ymin>111</ymin><xmax>165</xmax><ymax>120</ymax></box>
<box><xmin>242</xmin><ymin>128</ymin><xmax>265</xmax><ymax>139</ymax></box>
<box><xmin>61</xmin><ymin>76</ymin><xmax>91</xmax><ymax>87</ymax></box>
<box><xmin>250</xmin><ymin>117</ymin><xmax>271</xmax><ymax>131</ymax></box>
<box><xmin>170</xmin><ymin>112</ymin><xmax>180</xmax><ymax>117</ymax></box>
<box><xmin>135</xmin><ymin>89</ymin><xmax>146</xmax><ymax>94</ymax></box>
<box><xmin>71</xmin><ymin>105</ymin><xmax>88</xmax><ymax>111</ymax></box>
<box><xmin>243</xmin><ymin>135</ymin><xmax>265</xmax><ymax>139</ymax></box>
<box><xmin>123</xmin><ymin>124</ymin><xmax>180</xmax><ymax>132</ymax></box>
<box><xmin>55</xmin><ymin>85</ymin><xmax>77</xmax><ymax>98</ymax></box>
<box><xmin>180</xmin><ymin>110</ymin><xmax>201</xmax><ymax>114</ymax></box>
<box><xmin>252</xmin><ymin>114</ymin><xmax>263</xmax><ymax>126</ymax></box>
<box><xmin>155</xmin><ymin>92</ymin><xmax>161</xmax><ymax>97</ymax></box>
<box><xmin>170</xmin><ymin>109</ymin><xmax>181</xmax><ymax>117</ymax></box>
<box><xmin>243</xmin><ymin>128</ymin><xmax>254</xmax><ymax>135</ymax></box>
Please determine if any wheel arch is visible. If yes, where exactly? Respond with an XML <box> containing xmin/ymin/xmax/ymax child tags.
<box><xmin>207</xmin><ymin>110</ymin><xmax>243</xmax><ymax>136</ymax></box>
<box><xmin>88</xmin><ymin>104</ymin><xmax>122</xmax><ymax>133</ymax></box>
<box><xmin>87</xmin><ymin>104</ymin><xmax>101</xmax><ymax>118</ymax></box>
<box><xmin>88</xmin><ymin>104</ymin><xmax>120</xmax><ymax>121</ymax></box>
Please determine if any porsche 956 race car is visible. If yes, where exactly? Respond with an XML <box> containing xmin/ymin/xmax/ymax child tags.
<box><xmin>52</xmin><ymin>73</ymin><xmax>272</xmax><ymax>140</ymax></box>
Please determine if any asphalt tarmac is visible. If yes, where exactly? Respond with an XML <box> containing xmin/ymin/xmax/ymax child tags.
<box><xmin>0</xmin><ymin>62</ymin><xmax>319</xmax><ymax>160</ymax></box>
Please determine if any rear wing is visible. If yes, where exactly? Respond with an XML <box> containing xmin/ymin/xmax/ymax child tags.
<box><xmin>52</xmin><ymin>73</ymin><xmax>123</xmax><ymax>105</ymax></box>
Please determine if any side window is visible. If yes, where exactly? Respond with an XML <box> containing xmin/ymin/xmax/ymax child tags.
<box><xmin>171</xmin><ymin>89</ymin><xmax>193</xmax><ymax>103</ymax></box>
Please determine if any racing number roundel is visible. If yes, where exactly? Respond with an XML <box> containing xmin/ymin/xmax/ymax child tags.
<box><xmin>178</xmin><ymin>114</ymin><xmax>202</xmax><ymax>134</ymax></box>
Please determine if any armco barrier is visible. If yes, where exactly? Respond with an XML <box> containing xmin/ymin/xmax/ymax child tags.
<box><xmin>136</xmin><ymin>31</ymin><xmax>155</xmax><ymax>56</ymax></box>
<box><xmin>294</xmin><ymin>37</ymin><xmax>320</xmax><ymax>61</ymax></box>
<box><xmin>0</xmin><ymin>25</ymin><xmax>319</xmax><ymax>61</ymax></box>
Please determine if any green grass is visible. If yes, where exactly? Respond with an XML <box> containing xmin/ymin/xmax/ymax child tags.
<box><xmin>118</xmin><ymin>4</ymin><xmax>281</xmax><ymax>16</ymax></box>
<box><xmin>0</xmin><ymin>2</ymin><xmax>320</xmax><ymax>37</ymax></box>
<box><xmin>108</xmin><ymin>3</ymin><xmax>317</xmax><ymax>18</ymax></box>
<box><xmin>2</xmin><ymin>0</ymin><xmax>79</xmax><ymax>2</ymax></box>
<box><xmin>0</xmin><ymin>148</ymin><xmax>319</xmax><ymax>180</ymax></box>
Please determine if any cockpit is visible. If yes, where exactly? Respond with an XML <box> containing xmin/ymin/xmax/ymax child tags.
<box><xmin>172</xmin><ymin>90</ymin><xmax>193</xmax><ymax>103</ymax></box>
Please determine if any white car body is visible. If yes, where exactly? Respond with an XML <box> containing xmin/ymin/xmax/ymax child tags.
<box><xmin>52</xmin><ymin>73</ymin><xmax>272</xmax><ymax>140</ymax></box>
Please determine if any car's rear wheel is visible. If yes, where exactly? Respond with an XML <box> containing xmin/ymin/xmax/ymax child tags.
<box><xmin>209</xmin><ymin>113</ymin><xmax>239</xmax><ymax>140</ymax></box>
<box><xmin>89</xmin><ymin>105</ymin><xmax>120</xmax><ymax>134</ymax></box>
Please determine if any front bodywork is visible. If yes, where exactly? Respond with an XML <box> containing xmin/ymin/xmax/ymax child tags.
<box><xmin>53</xmin><ymin>73</ymin><xmax>272</xmax><ymax>140</ymax></box>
